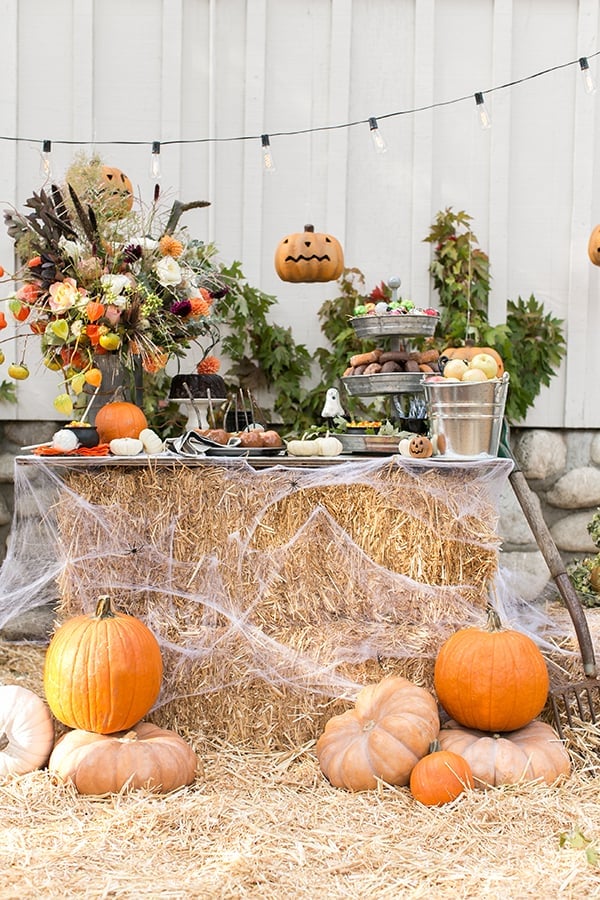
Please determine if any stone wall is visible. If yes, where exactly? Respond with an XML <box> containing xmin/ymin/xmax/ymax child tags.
<box><xmin>0</xmin><ymin>421</ymin><xmax>597</xmax><ymax>610</ymax></box>
<box><xmin>499</xmin><ymin>427</ymin><xmax>600</xmax><ymax>602</ymax></box>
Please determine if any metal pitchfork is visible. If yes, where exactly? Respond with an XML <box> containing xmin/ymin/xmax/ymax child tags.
<box><xmin>499</xmin><ymin>423</ymin><xmax>600</xmax><ymax>739</ymax></box>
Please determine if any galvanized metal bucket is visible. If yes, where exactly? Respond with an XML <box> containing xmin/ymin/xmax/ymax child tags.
<box><xmin>423</xmin><ymin>374</ymin><xmax>510</xmax><ymax>458</ymax></box>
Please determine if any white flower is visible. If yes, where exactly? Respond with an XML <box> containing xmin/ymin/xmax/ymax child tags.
<box><xmin>101</xmin><ymin>274</ymin><xmax>130</xmax><ymax>295</ymax></box>
<box><xmin>155</xmin><ymin>257</ymin><xmax>182</xmax><ymax>287</ymax></box>
<box><xmin>71</xmin><ymin>319</ymin><xmax>84</xmax><ymax>337</ymax></box>
<box><xmin>131</xmin><ymin>236</ymin><xmax>159</xmax><ymax>251</ymax></box>
<box><xmin>58</xmin><ymin>236</ymin><xmax>85</xmax><ymax>259</ymax></box>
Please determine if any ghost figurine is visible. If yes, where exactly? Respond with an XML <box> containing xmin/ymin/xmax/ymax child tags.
<box><xmin>321</xmin><ymin>387</ymin><xmax>347</xmax><ymax>421</ymax></box>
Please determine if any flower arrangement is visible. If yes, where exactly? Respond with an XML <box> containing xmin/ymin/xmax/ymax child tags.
<box><xmin>0</xmin><ymin>155</ymin><xmax>229</xmax><ymax>418</ymax></box>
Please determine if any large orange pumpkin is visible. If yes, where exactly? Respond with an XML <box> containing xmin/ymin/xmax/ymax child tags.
<box><xmin>438</xmin><ymin>719</ymin><xmax>570</xmax><ymax>789</ymax></box>
<box><xmin>43</xmin><ymin>595</ymin><xmax>163</xmax><ymax>734</ymax></box>
<box><xmin>48</xmin><ymin>722</ymin><xmax>198</xmax><ymax>794</ymax></box>
<box><xmin>433</xmin><ymin>607</ymin><xmax>549</xmax><ymax>732</ymax></box>
<box><xmin>274</xmin><ymin>224</ymin><xmax>344</xmax><ymax>283</ymax></box>
<box><xmin>316</xmin><ymin>676</ymin><xmax>440</xmax><ymax>792</ymax></box>
<box><xmin>95</xmin><ymin>400</ymin><xmax>148</xmax><ymax>443</ymax></box>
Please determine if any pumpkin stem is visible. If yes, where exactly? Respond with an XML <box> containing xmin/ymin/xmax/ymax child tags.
<box><xmin>0</xmin><ymin>732</ymin><xmax>8</xmax><ymax>751</ymax></box>
<box><xmin>362</xmin><ymin>719</ymin><xmax>376</xmax><ymax>733</ymax></box>
<box><xmin>304</xmin><ymin>224</ymin><xmax>315</xmax><ymax>233</ymax></box>
<box><xmin>428</xmin><ymin>739</ymin><xmax>441</xmax><ymax>753</ymax></box>
<box><xmin>486</xmin><ymin>605</ymin><xmax>503</xmax><ymax>633</ymax></box>
<box><xmin>119</xmin><ymin>731</ymin><xmax>139</xmax><ymax>742</ymax></box>
<box><xmin>95</xmin><ymin>595</ymin><xmax>116</xmax><ymax>619</ymax></box>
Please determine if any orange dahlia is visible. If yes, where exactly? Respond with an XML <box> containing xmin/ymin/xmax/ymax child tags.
<box><xmin>189</xmin><ymin>296</ymin><xmax>211</xmax><ymax>317</ymax></box>
<box><xmin>196</xmin><ymin>355</ymin><xmax>220</xmax><ymax>375</ymax></box>
<box><xmin>159</xmin><ymin>235</ymin><xmax>184</xmax><ymax>258</ymax></box>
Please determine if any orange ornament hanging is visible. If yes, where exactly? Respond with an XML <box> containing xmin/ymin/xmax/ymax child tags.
<box><xmin>86</xmin><ymin>300</ymin><xmax>106</xmax><ymax>323</ymax></box>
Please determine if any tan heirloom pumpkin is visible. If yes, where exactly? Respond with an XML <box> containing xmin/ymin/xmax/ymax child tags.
<box><xmin>48</xmin><ymin>722</ymin><xmax>198</xmax><ymax>794</ymax></box>
<box><xmin>409</xmin><ymin>739</ymin><xmax>475</xmax><ymax>806</ymax></box>
<box><xmin>0</xmin><ymin>685</ymin><xmax>55</xmax><ymax>777</ymax></box>
<box><xmin>316</xmin><ymin>676</ymin><xmax>440</xmax><ymax>792</ymax></box>
<box><xmin>98</xmin><ymin>165</ymin><xmax>135</xmax><ymax>216</ymax></box>
<box><xmin>44</xmin><ymin>595</ymin><xmax>163</xmax><ymax>734</ymax></box>
<box><xmin>438</xmin><ymin>719</ymin><xmax>571</xmax><ymax>789</ymax></box>
<box><xmin>95</xmin><ymin>400</ymin><xmax>148</xmax><ymax>444</ymax></box>
<box><xmin>274</xmin><ymin>224</ymin><xmax>344</xmax><ymax>283</ymax></box>
<box><xmin>434</xmin><ymin>607</ymin><xmax>549</xmax><ymax>732</ymax></box>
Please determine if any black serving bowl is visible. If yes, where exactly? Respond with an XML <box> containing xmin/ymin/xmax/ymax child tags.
<box><xmin>64</xmin><ymin>425</ymin><xmax>100</xmax><ymax>448</ymax></box>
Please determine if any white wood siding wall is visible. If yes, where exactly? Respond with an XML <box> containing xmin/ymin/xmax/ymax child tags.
<box><xmin>0</xmin><ymin>0</ymin><xmax>598</xmax><ymax>426</ymax></box>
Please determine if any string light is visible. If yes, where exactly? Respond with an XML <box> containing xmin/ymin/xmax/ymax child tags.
<box><xmin>579</xmin><ymin>57</ymin><xmax>596</xmax><ymax>94</ymax></box>
<box><xmin>150</xmin><ymin>141</ymin><xmax>162</xmax><ymax>179</ymax></box>
<box><xmin>474</xmin><ymin>92</ymin><xmax>492</xmax><ymax>130</ymax></box>
<box><xmin>0</xmin><ymin>50</ymin><xmax>597</xmax><ymax>163</ymax></box>
<box><xmin>368</xmin><ymin>117</ymin><xmax>387</xmax><ymax>153</ymax></box>
<box><xmin>261</xmin><ymin>134</ymin><xmax>276</xmax><ymax>173</ymax></box>
<box><xmin>39</xmin><ymin>139</ymin><xmax>52</xmax><ymax>180</ymax></box>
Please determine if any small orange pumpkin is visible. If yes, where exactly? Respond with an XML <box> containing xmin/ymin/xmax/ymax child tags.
<box><xmin>95</xmin><ymin>400</ymin><xmax>148</xmax><ymax>443</ymax></box>
<box><xmin>316</xmin><ymin>676</ymin><xmax>440</xmax><ymax>792</ymax></box>
<box><xmin>409</xmin><ymin>739</ymin><xmax>474</xmax><ymax>805</ymax></box>
<box><xmin>43</xmin><ymin>595</ymin><xmax>163</xmax><ymax>734</ymax></box>
<box><xmin>438</xmin><ymin>719</ymin><xmax>571</xmax><ymax>789</ymax></box>
<box><xmin>434</xmin><ymin>607</ymin><xmax>549</xmax><ymax>733</ymax></box>
<box><xmin>274</xmin><ymin>224</ymin><xmax>344</xmax><ymax>283</ymax></box>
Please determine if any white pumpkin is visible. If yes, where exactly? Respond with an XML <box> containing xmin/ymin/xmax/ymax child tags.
<box><xmin>139</xmin><ymin>428</ymin><xmax>164</xmax><ymax>455</ymax></box>
<box><xmin>109</xmin><ymin>437</ymin><xmax>144</xmax><ymax>456</ymax></box>
<box><xmin>0</xmin><ymin>684</ymin><xmax>55</xmax><ymax>777</ymax></box>
<box><xmin>286</xmin><ymin>439</ymin><xmax>318</xmax><ymax>457</ymax></box>
<box><xmin>314</xmin><ymin>436</ymin><xmax>343</xmax><ymax>457</ymax></box>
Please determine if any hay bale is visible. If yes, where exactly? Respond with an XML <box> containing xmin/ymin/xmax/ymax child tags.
<box><xmin>50</xmin><ymin>458</ymin><xmax>502</xmax><ymax>749</ymax></box>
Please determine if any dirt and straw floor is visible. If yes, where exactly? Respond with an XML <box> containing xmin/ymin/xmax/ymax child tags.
<box><xmin>2</xmin><ymin>613</ymin><xmax>600</xmax><ymax>900</ymax></box>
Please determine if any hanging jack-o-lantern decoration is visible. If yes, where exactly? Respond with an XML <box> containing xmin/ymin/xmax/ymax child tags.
<box><xmin>588</xmin><ymin>224</ymin><xmax>600</xmax><ymax>266</ymax></box>
<box><xmin>274</xmin><ymin>224</ymin><xmax>344</xmax><ymax>283</ymax></box>
<box><xmin>98</xmin><ymin>165</ymin><xmax>135</xmax><ymax>216</ymax></box>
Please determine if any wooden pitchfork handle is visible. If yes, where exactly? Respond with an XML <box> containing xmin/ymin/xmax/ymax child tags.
<box><xmin>499</xmin><ymin>424</ymin><xmax>597</xmax><ymax>678</ymax></box>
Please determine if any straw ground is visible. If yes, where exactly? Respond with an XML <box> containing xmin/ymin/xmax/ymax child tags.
<box><xmin>1</xmin><ymin>632</ymin><xmax>600</xmax><ymax>900</ymax></box>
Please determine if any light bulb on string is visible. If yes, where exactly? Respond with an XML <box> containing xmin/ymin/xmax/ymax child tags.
<box><xmin>261</xmin><ymin>134</ymin><xmax>276</xmax><ymax>172</ymax></box>
<box><xmin>39</xmin><ymin>140</ymin><xmax>52</xmax><ymax>180</ymax></box>
<box><xmin>474</xmin><ymin>92</ymin><xmax>492</xmax><ymax>130</ymax></box>
<box><xmin>579</xmin><ymin>57</ymin><xmax>596</xmax><ymax>94</ymax></box>
<box><xmin>368</xmin><ymin>117</ymin><xmax>387</xmax><ymax>153</ymax></box>
<box><xmin>150</xmin><ymin>141</ymin><xmax>162</xmax><ymax>179</ymax></box>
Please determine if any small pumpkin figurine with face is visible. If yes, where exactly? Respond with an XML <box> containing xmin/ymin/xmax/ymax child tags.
<box><xmin>588</xmin><ymin>224</ymin><xmax>600</xmax><ymax>266</ymax></box>
<box><xmin>275</xmin><ymin>224</ymin><xmax>344</xmax><ymax>283</ymax></box>
<box><xmin>408</xmin><ymin>435</ymin><xmax>434</xmax><ymax>459</ymax></box>
<box><xmin>98</xmin><ymin>165</ymin><xmax>135</xmax><ymax>217</ymax></box>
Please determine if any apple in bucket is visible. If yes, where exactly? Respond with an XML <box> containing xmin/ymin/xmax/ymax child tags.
<box><xmin>469</xmin><ymin>353</ymin><xmax>499</xmax><ymax>379</ymax></box>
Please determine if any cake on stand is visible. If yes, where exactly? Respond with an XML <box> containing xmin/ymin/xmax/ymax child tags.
<box><xmin>174</xmin><ymin>397</ymin><xmax>227</xmax><ymax>431</ymax></box>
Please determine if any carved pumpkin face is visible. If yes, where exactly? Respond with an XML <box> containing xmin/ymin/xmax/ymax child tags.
<box><xmin>588</xmin><ymin>225</ymin><xmax>600</xmax><ymax>266</ymax></box>
<box><xmin>275</xmin><ymin>224</ymin><xmax>344</xmax><ymax>283</ymax></box>
<box><xmin>409</xmin><ymin>435</ymin><xmax>433</xmax><ymax>459</ymax></box>
<box><xmin>98</xmin><ymin>165</ymin><xmax>134</xmax><ymax>216</ymax></box>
